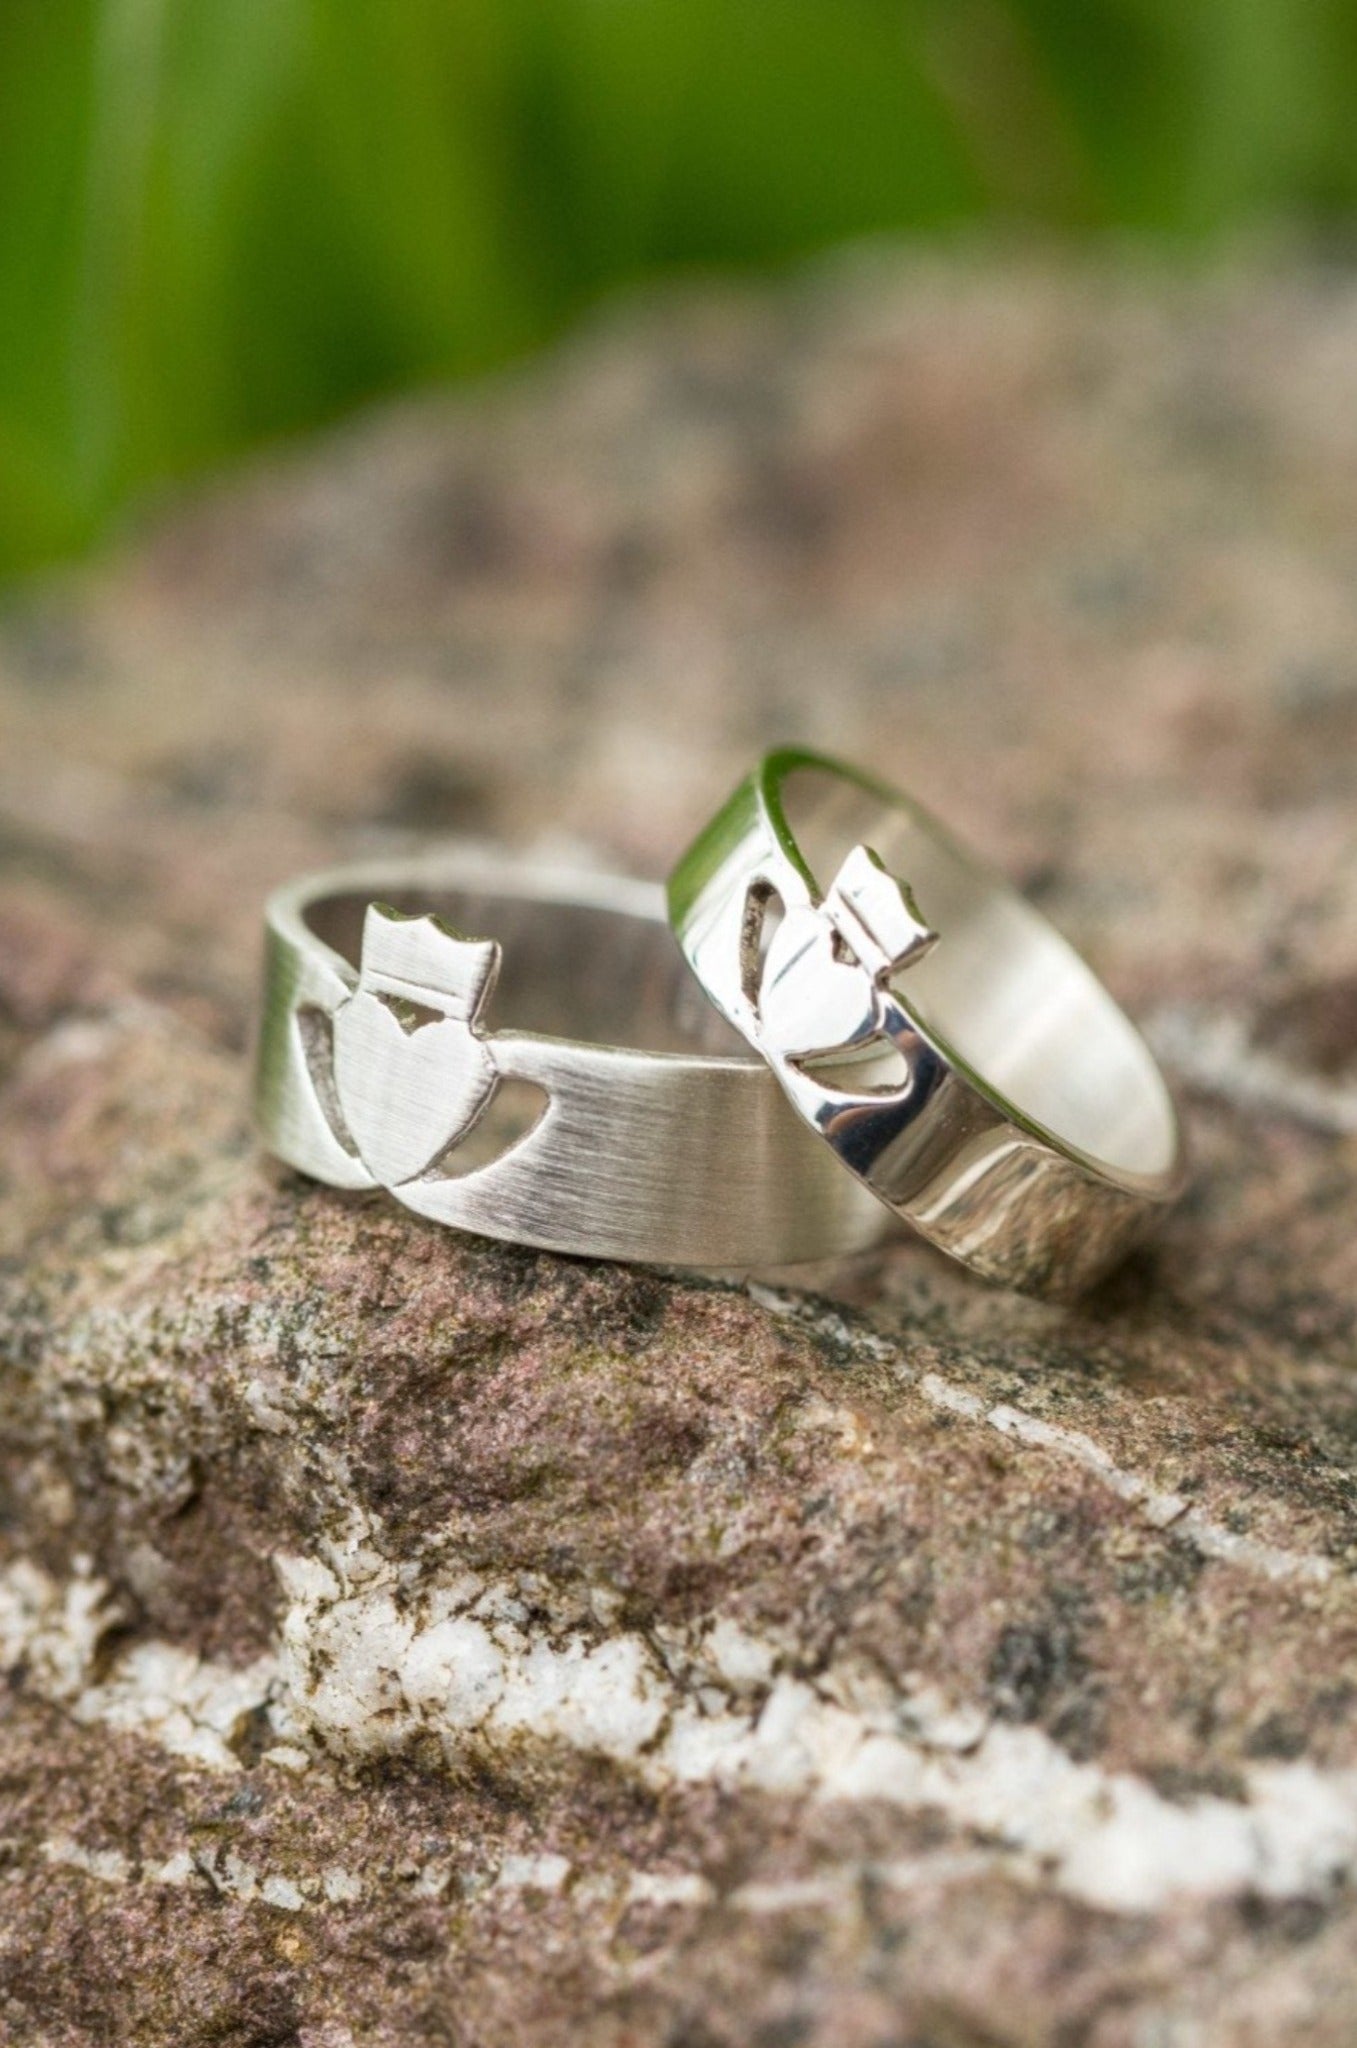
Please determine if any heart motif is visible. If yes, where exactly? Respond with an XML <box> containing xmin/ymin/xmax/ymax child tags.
<box><xmin>333</xmin><ymin>991</ymin><xmax>498</xmax><ymax>1187</ymax></box>
<box><xmin>756</xmin><ymin>907</ymin><xmax>880</xmax><ymax>1063</ymax></box>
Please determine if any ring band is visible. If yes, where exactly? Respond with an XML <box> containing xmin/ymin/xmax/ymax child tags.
<box><xmin>253</xmin><ymin>852</ymin><xmax>888</xmax><ymax>1266</ymax></box>
<box><xmin>667</xmin><ymin>750</ymin><xmax>1185</xmax><ymax>1294</ymax></box>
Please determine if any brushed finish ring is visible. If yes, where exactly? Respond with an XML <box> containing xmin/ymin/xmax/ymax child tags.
<box><xmin>253</xmin><ymin>850</ymin><xmax>888</xmax><ymax>1266</ymax></box>
<box><xmin>667</xmin><ymin>750</ymin><xmax>1185</xmax><ymax>1294</ymax></box>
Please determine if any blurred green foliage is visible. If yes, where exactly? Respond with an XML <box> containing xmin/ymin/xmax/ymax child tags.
<box><xmin>2</xmin><ymin>0</ymin><xmax>1355</xmax><ymax>579</ymax></box>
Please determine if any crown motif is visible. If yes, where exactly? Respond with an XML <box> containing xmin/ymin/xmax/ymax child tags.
<box><xmin>356</xmin><ymin>902</ymin><xmax>498</xmax><ymax>1023</ymax></box>
<box><xmin>749</xmin><ymin>843</ymin><xmax>939</xmax><ymax>1074</ymax></box>
<box><xmin>820</xmin><ymin>845</ymin><xmax>938</xmax><ymax>982</ymax></box>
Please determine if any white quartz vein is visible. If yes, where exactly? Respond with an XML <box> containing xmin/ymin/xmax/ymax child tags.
<box><xmin>5</xmin><ymin>1548</ymin><xmax>1357</xmax><ymax>1917</ymax></box>
<box><xmin>750</xmin><ymin>1285</ymin><xmax>1336</xmax><ymax>1589</ymax></box>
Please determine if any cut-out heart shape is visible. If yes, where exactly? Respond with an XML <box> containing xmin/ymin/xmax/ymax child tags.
<box><xmin>750</xmin><ymin>845</ymin><xmax>938</xmax><ymax>1067</ymax></box>
<box><xmin>334</xmin><ymin>992</ymin><xmax>497</xmax><ymax>1186</ymax></box>
<box><xmin>757</xmin><ymin>905</ymin><xmax>879</xmax><ymax>1063</ymax></box>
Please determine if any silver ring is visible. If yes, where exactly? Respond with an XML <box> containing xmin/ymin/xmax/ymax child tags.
<box><xmin>253</xmin><ymin>851</ymin><xmax>888</xmax><ymax>1266</ymax></box>
<box><xmin>667</xmin><ymin>749</ymin><xmax>1185</xmax><ymax>1294</ymax></box>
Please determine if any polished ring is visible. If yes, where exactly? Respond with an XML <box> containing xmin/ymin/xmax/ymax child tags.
<box><xmin>253</xmin><ymin>851</ymin><xmax>888</xmax><ymax>1266</ymax></box>
<box><xmin>667</xmin><ymin>749</ymin><xmax>1185</xmax><ymax>1294</ymax></box>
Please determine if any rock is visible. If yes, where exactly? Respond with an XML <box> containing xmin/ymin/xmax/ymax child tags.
<box><xmin>2</xmin><ymin>254</ymin><xmax>1356</xmax><ymax>2045</ymax></box>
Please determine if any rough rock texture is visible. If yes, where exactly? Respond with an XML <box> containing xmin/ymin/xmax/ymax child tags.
<box><xmin>2</xmin><ymin>254</ymin><xmax>1356</xmax><ymax>2046</ymax></box>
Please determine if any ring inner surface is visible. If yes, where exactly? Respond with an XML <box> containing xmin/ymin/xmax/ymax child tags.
<box><xmin>305</xmin><ymin>886</ymin><xmax>741</xmax><ymax>1057</ymax></box>
<box><xmin>780</xmin><ymin>767</ymin><xmax>1178</xmax><ymax>1184</ymax></box>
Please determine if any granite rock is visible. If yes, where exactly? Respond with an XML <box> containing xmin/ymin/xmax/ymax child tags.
<box><xmin>1</xmin><ymin>254</ymin><xmax>1356</xmax><ymax>2046</ymax></box>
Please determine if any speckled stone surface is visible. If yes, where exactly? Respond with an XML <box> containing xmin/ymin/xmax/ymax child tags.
<box><xmin>1</xmin><ymin>255</ymin><xmax>1355</xmax><ymax>2047</ymax></box>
